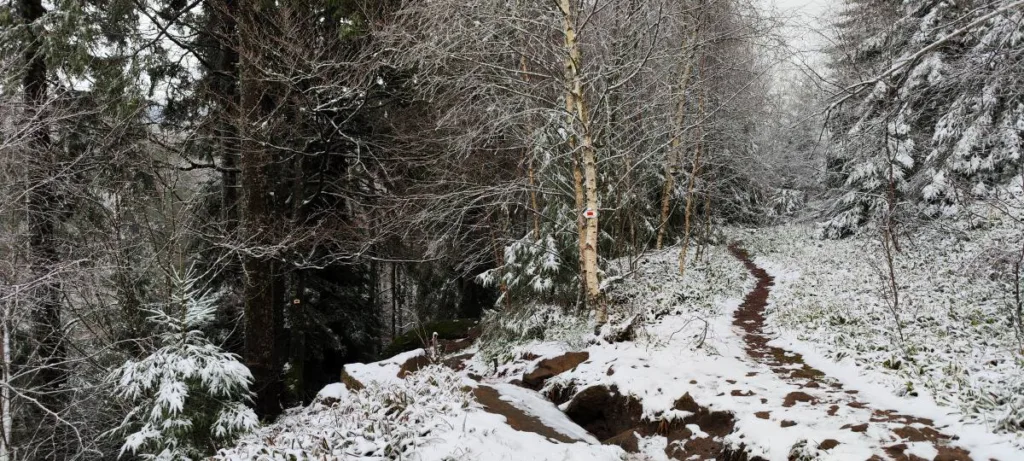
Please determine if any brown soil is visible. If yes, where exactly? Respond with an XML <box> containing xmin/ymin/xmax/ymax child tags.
<box><xmin>397</xmin><ymin>354</ymin><xmax>433</xmax><ymax>378</ymax></box>
<box><xmin>522</xmin><ymin>351</ymin><xmax>590</xmax><ymax>390</ymax></box>
<box><xmin>728</xmin><ymin>244</ymin><xmax>979</xmax><ymax>461</ymax></box>
<box><xmin>782</xmin><ymin>391</ymin><xmax>816</xmax><ymax>407</ymax></box>
<box><xmin>439</xmin><ymin>328</ymin><xmax>481</xmax><ymax>355</ymax></box>
<box><xmin>560</xmin><ymin>386</ymin><xmax>749</xmax><ymax>460</ymax></box>
<box><xmin>819</xmin><ymin>439</ymin><xmax>841</xmax><ymax>450</ymax></box>
<box><xmin>340</xmin><ymin>368</ymin><xmax>365</xmax><ymax>391</ymax></box>
<box><xmin>605</xmin><ymin>429</ymin><xmax>642</xmax><ymax>452</ymax></box>
<box><xmin>564</xmin><ymin>385</ymin><xmax>645</xmax><ymax>441</ymax></box>
<box><xmin>442</xmin><ymin>353</ymin><xmax>474</xmax><ymax>371</ymax></box>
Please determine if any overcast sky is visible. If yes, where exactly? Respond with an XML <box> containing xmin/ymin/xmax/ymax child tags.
<box><xmin>769</xmin><ymin>0</ymin><xmax>831</xmax><ymax>17</ymax></box>
<box><xmin>759</xmin><ymin>0</ymin><xmax>838</xmax><ymax>76</ymax></box>
<box><xmin>763</xmin><ymin>0</ymin><xmax>835</xmax><ymax>51</ymax></box>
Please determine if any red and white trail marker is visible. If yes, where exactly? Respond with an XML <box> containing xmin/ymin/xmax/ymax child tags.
<box><xmin>583</xmin><ymin>208</ymin><xmax>598</xmax><ymax>219</ymax></box>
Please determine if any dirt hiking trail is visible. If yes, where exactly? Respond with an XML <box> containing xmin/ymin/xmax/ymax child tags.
<box><xmin>729</xmin><ymin>244</ymin><xmax>976</xmax><ymax>461</ymax></box>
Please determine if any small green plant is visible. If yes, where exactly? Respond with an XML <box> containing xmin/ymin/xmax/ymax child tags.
<box><xmin>787</xmin><ymin>439</ymin><xmax>821</xmax><ymax>461</ymax></box>
<box><xmin>882</xmin><ymin>357</ymin><xmax>902</xmax><ymax>370</ymax></box>
<box><xmin>904</xmin><ymin>380</ymin><xmax>918</xmax><ymax>397</ymax></box>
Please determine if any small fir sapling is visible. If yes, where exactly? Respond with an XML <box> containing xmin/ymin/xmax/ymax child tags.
<box><xmin>107</xmin><ymin>270</ymin><xmax>258</xmax><ymax>460</ymax></box>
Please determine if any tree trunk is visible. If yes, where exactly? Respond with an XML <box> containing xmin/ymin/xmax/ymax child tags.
<box><xmin>559</xmin><ymin>0</ymin><xmax>605</xmax><ymax>325</ymax></box>
<box><xmin>287</xmin><ymin>272</ymin><xmax>305</xmax><ymax>404</ymax></box>
<box><xmin>285</xmin><ymin>140</ymin><xmax>307</xmax><ymax>403</ymax></box>
<box><xmin>397</xmin><ymin>268</ymin><xmax>403</xmax><ymax>334</ymax></box>
<box><xmin>238</xmin><ymin>3</ymin><xmax>283</xmax><ymax>419</ymax></box>
<box><xmin>528</xmin><ymin>159</ymin><xmax>541</xmax><ymax>241</ymax></box>
<box><xmin>213</xmin><ymin>0</ymin><xmax>241</xmax><ymax>229</ymax></box>
<box><xmin>1</xmin><ymin>298</ymin><xmax>12</xmax><ymax>461</ymax></box>
<box><xmin>488</xmin><ymin>216</ymin><xmax>511</xmax><ymax>309</ymax></box>
<box><xmin>21</xmin><ymin>0</ymin><xmax>69</xmax><ymax>450</ymax></box>
<box><xmin>657</xmin><ymin>22</ymin><xmax>699</xmax><ymax>250</ymax></box>
<box><xmin>678</xmin><ymin>56</ymin><xmax>707</xmax><ymax>277</ymax></box>
<box><xmin>391</xmin><ymin>263</ymin><xmax>398</xmax><ymax>339</ymax></box>
<box><xmin>695</xmin><ymin>173</ymin><xmax>714</xmax><ymax>262</ymax></box>
<box><xmin>513</xmin><ymin>13</ymin><xmax>541</xmax><ymax>242</ymax></box>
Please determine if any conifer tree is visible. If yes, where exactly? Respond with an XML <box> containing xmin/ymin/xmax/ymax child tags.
<box><xmin>823</xmin><ymin>0</ymin><xmax>1024</xmax><ymax>236</ymax></box>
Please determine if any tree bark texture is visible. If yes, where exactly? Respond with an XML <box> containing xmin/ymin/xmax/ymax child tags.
<box><xmin>21</xmin><ymin>0</ymin><xmax>70</xmax><ymax>448</ymax></box>
<box><xmin>238</xmin><ymin>2</ymin><xmax>283</xmax><ymax>419</ymax></box>
<box><xmin>559</xmin><ymin>0</ymin><xmax>605</xmax><ymax>325</ymax></box>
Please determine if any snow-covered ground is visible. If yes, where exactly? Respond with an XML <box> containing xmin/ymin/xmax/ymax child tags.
<box><xmin>216</xmin><ymin>350</ymin><xmax>624</xmax><ymax>460</ymax></box>
<box><xmin>215</xmin><ymin>245</ymin><xmax>755</xmax><ymax>460</ymax></box>
<box><xmin>731</xmin><ymin>206</ymin><xmax>1024</xmax><ymax>441</ymax></box>
<box><xmin>486</xmin><ymin>241</ymin><xmax>1024</xmax><ymax>460</ymax></box>
<box><xmin>218</xmin><ymin>210</ymin><xmax>1024</xmax><ymax>460</ymax></box>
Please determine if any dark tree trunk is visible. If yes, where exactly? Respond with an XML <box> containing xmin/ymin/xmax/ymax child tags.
<box><xmin>21</xmin><ymin>0</ymin><xmax>69</xmax><ymax>454</ymax></box>
<box><xmin>213</xmin><ymin>0</ymin><xmax>240</xmax><ymax>228</ymax></box>
<box><xmin>287</xmin><ymin>271</ymin><xmax>306</xmax><ymax>403</ymax></box>
<box><xmin>391</xmin><ymin>263</ymin><xmax>398</xmax><ymax>338</ymax></box>
<box><xmin>285</xmin><ymin>150</ymin><xmax>308</xmax><ymax>403</ymax></box>
<box><xmin>238</xmin><ymin>3</ymin><xmax>283</xmax><ymax>419</ymax></box>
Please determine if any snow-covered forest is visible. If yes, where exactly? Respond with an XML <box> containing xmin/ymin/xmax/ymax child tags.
<box><xmin>1</xmin><ymin>0</ymin><xmax>1023</xmax><ymax>459</ymax></box>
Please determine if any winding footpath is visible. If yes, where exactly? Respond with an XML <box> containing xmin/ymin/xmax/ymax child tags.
<box><xmin>728</xmin><ymin>244</ymin><xmax>976</xmax><ymax>461</ymax></box>
<box><xmin>397</xmin><ymin>244</ymin><xmax>1007</xmax><ymax>460</ymax></box>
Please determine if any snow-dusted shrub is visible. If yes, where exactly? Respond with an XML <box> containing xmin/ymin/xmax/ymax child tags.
<box><xmin>476</xmin><ymin>304</ymin><xmax>591</xmax><ymax>366</ymax></box>
<box><xmin>767</xmin><ymin>188</ymin><xmax>808</xmax><ymax>219</ymax></box>
<box><xmin>607</xmin><ymin>245</ymin><xmax>748</xmax><ymax>324</ymax></box>
<box><xmin>478</xmin><ymin>232</ymin><xmax>578</xmax><ymax>306</ymax></box>
<box><xmin>216</xmin><ymin>364</ymin><xmax>470</xmax><ymax>460</ymax></box>
<box><xmin>972</xmin><ymin>377</ymin><xmax>1024</xmax><ymax>432</ymax></box>
<box><xmin>787</xmin><ymin>439</ymin><xmax>822</xmax><ymax>461</ymax></box>
<box><xmin>107</xmin><ymin>271</ymin><xmax>257</xmax><ymax>460</ymax></box>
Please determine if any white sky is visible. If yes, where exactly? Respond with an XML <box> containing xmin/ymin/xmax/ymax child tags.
<box><xmin>759</xmin><ymin>0</ymin><xmax>839</xmax><ymax>79</ymax></box>
<box><xmin>763</xmin><ymin>0</ymin><xmax>835</xmax><ymax>51</ymax></box>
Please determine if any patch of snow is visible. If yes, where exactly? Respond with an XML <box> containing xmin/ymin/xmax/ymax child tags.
<box><xmin>489</xmin><ymin>383</ymin><xmax>599</xmax><ymax>444</ymax></box>
<box><xmin>904</xmin><ymin>442</ymin><xmax>938</xmax><ymax>460</ymax></box>
<box><xmin>735</xmin><ymin>212</ymin><xmax>1024</xmax><ymax>456</ymax></box>
<box><xmin>316</xmin><ymin>383</ymin><xmax>350</xmax><ymax>401</ymax></box>
<box><xmin>345</xmin><ymin>348</ymin><xmax>425</xmax><ymax>386</ymax></box>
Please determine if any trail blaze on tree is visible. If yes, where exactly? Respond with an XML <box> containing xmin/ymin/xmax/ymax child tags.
<box><xmin>559</xmin><ymin>0</ymin><xmax>606</xmax><ymax>326</ymax></box>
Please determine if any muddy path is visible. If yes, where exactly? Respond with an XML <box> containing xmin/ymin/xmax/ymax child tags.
<box><xmin>728</xmin><ymin>244</ymin><xmax>977</xmax><ymax>461</ymax></box>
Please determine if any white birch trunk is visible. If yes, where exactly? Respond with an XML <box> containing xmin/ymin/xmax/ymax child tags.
<box><xmin>559</xmin><ymin>0</ymin><xmax>606</xmax><ymax>326</ymax></box>
<box><xmin>1</xmin><ymin>294</ymin><xmax>13</xmax><ymax>461</ymax></box>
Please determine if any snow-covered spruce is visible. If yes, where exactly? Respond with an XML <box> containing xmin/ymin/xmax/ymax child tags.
<box><xmin>107</xmin><ymin>271</ymin><xmax>258</xmax><ymax>460</ymax></box>
<box><xmin>823</xmin><ymin>0</ymin><xmax>1024</xmax><ymax>237</ymax></box>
